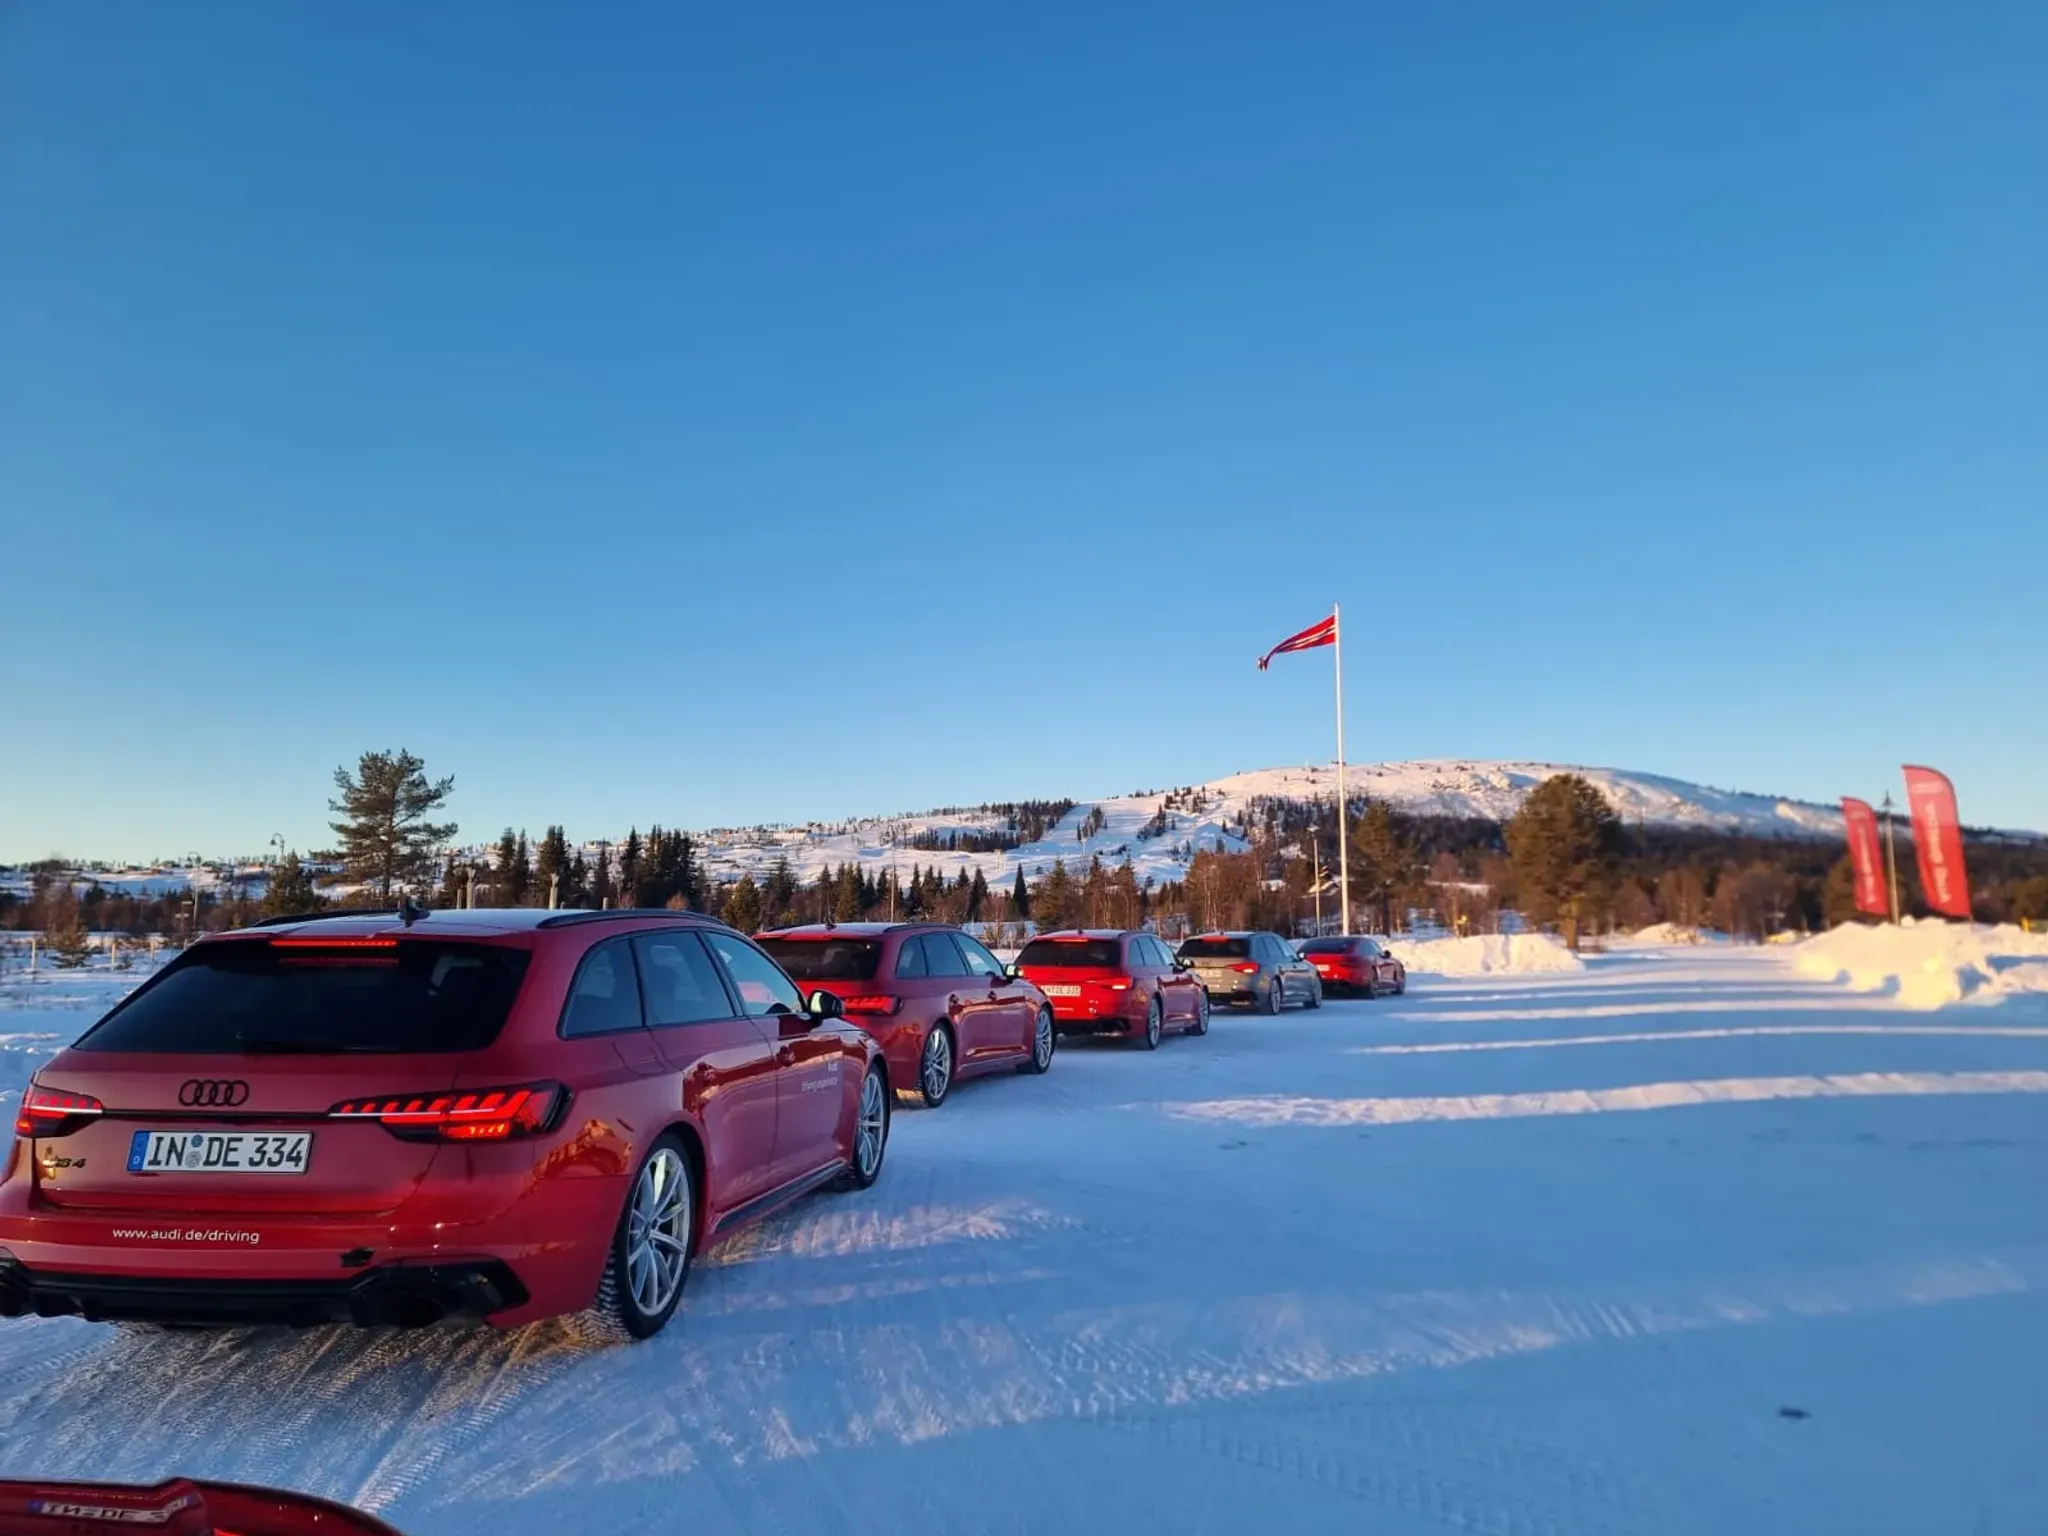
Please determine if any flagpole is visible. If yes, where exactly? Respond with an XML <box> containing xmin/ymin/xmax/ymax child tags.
<box><xmin>1333</xmin><ymin>602</ymin><xmax>1350</xmax><ymax>936</ymax></box>
<box><xmin>1881</xmin><ymin>791</ymin><xmax>1901</xmax><ymax>925</ymax></box>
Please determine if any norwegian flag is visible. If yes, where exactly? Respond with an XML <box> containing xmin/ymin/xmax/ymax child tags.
<box><xmin>1256</xmin><ymin>612</ymin><xmax>1337</xmax><ymax>670</ymax></box>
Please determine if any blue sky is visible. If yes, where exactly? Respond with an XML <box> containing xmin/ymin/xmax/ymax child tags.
<box><xmin>2</xmin><ymin>2</ymin><xmax>2042</xmax><ymax>861</ymax></box>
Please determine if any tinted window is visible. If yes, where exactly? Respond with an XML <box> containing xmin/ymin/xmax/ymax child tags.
<box><xmin>561</xmin><ymin>938</ymin><xmax>646</xmax><ymax>1038</ymax></box>
<box><xmin>920</xmin><ymin>932</ymin><xmax>969</xmax><ymax>978</ymax></box>
<box><xmin>79</xmin><ymin>938</ymin><xmax>533</xmax><ymax>1055</ymax></box>
<box><xmin>894</xmin><ymin>936</ymin><xmax>929</xmax><ymax>979</ymax></box>
<box><xmin>1128</xmin><ymin>938</ymin><xmax>1156</xmax><ymax>969</ymax></box>
<box><xmin>704</xmin><ymin>930</ymin><xmax>806</xmax><ymax>1016</ymax></box>
<box><xmin>758</xmin><ymin>938</ymin><xmax>883</xmax><ymax>982</ymax></box>
<box><xmin>1361</xmin><ymin>940</ymin><xmax>1383</xmax><ymax>958</ymax></box>
<box><xmin>633</xmin><ymin>931</ymin><xmax>736</xmax><ymax>1026</ymax></box>
<box><xmin>1017</xmin><ymin>938</ymin><xmax>1122</xmax><ymax>969</ymax></box>
<box><xmin>1179</xmin><ymin>937</ymin><xmax>1250</xmax><ymax>960</ymax></box>
<box><xmin>955</xmin><ymin>934</ymin><xmax>1006</xmax><ymax>980</ymax></box>
<box><xmin>1299</xmin><ymin>938</ymin><xmax>1357</xmax><ymax>956</ymax></box>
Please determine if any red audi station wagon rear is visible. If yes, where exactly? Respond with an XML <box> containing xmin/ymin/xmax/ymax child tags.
<box><xmin>755</xmin><ymin>923</ymin><xmax>1054</xmax><ymax>1108</ymax></box>
<box><xmin>0</xmin><ymin>909</ymin><xmax>890</xmax><ymax>1341</ymax></box>
<box><xmin>1012</xmin><ymin>930</ymin><xmax>1209</xmax><ymax>1048</ymax></box>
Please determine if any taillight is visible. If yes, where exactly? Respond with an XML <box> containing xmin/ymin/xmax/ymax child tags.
<box><xmin>840</xmin><ymin>995</ymin><xmax>902</xmax><ymax>1015</ymax></box>
<box><xmin>1099</xmin><ymin>979</ymin><xmax>1130</xmax><ymax>991</ymax></box>
<box><xmin>15</xmin><ymin>1085</ymin><xmax>104</xmax><ymax>1139</ymax></box>
<box><xmin>1232</xmin><ymin>962</ymin><xmax>1260</xmax><ymax>974</ymax></box>
<box><xmin>329</xmin><ymin>1083</ymin><xmax>566</xmax><ymax>1142</ymax></box>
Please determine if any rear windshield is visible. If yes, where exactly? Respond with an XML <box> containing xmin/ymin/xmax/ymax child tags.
<box><xmin>75</xmin><ymin>939</ymin><xmax>532</xmax><ymax>1055</ymax></box>
<box><xmin>1017</xmin><ymin>939</ymin><xmax>1123</xmax><ymax>969</ymax></box>
<box><xmin>1179</xmin><ymin>937</ymin><xmax>1251</xmax><ymax>959</ymax></box>
<box><xmin>1299</xmin><ymin>938</ymin><xmax>1358</xmax><ymax>955</ymax></box>
<box><xmin>755</xmin><ymin>938</ymin><xmax>883</xmax><ymax>982</ymax></box>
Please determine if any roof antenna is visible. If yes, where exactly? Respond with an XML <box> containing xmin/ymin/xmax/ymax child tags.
<box><xmin>398</xmin><ymin>895</ymin><xmax>428</xmax><ymax>927</ymax></box>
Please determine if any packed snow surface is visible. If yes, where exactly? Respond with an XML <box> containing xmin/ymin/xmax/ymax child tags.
<box><xmin>1794</xmin><ymin>920</ymin><xmax>2048</xmax><ymax>1011</ymax></box>
<box><xmin>1395</xmin><ymin>932</ymin><xmax>1586</xmax><ymax>976</ymax></box>
<box><xmin>4</xmin><ymin>945</ymin><xmax>2048</xmax><ymax>1533</ymax></box>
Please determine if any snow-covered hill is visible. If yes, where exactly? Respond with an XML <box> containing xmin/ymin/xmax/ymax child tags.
<box><xmin>0</xmin><ymin>762</ymin><xmax>1888</xmax><ymax>901</ymax></box>
<box><xmin>690</xmin><ymin>760</ymin><xmax>1850</xmax><ymax>893</ymax></box>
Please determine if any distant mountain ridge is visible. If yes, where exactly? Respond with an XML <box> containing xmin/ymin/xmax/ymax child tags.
<box><xmin>688</xmin><ymin>760</ymin><xmax>1852</xmax><ymax>892</ymax></box>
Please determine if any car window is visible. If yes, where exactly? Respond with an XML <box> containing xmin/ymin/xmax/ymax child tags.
<box><xmin>894</xmin><ymin>935</ymin><xmax>929</xmax><ymax>979</ymax></box>
<box><xmin>1259</xmin><ymin>936</ymin><xmax>1284</xmax><ymax>964</ymax></box>
<box><xmin>920</xmin><ymin>931</ymin><xmax>969</xmax><ymax>978</ymax></box>
<box><xmin>633</xmin><ymin>930</ymin><xmax>737</xmax><ymax>1026</ymax></box>
<box><xmin>955</xmin><ymin>934</ymin><xmax>1006</xmax><ymax>979</ymax></box>
<box><xmin>560</xmin><ymin>938</ymin><xmax>646</xmax><ymax>1038</ymax></box>
<box><xmin>1179</xmin><ymin>936</ymin><xmax>1250</xmax><ymax>959</ymax></box>
<box><xmin>1361</xmin><ymin>940</ymin><xmax>1381</xmax><ymax>958</ymax></box>
<box><xmin>1133</xmin><ymin>937</ymin><xmax>1159</xmax><ymax>969</ymax></box>
<box><xmin>1017</xmin><ymin>937</ymin><xmax>1121</xmax><ymax>968</ymax></box>
<box><xmin>1155</xmin><ymin>938</ymin><xmax>1179</xmax><ymax>967</ymax></box>
<box><xmin>703</xmin><ymin>930</ymin><xmax>806</xmax><ymax>1016</ymax></box>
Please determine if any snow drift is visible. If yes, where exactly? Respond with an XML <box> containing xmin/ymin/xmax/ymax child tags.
<box><xmin>1792</xmin><ymin>920</ymin><xmax>2048</xmax><ymax>1010</ymax></box>
<box><xmin>1394</xmin><ymin>933</ymin><xmax>1585</xmax><ymax>977</ymax></box>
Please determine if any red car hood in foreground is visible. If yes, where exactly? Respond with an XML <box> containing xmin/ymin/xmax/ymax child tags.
<box><xmin>0</xmin><ymin>1479</ymin><xmax>402</xmax><ymax>1536</ymax></box>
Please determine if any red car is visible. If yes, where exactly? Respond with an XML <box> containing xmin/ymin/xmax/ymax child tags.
<box><xmin>0</xmin><ymin>1477</ymin><xmax>402</xmax><ymax>1536</ymax></box>
<box><xmin>1298</xmin><ymin>935</ymin><xmax>1408</xmax><ymax>998</ymax></box>
<box><xmin>755</xmin><ymin>923</ymin><xmax>1053</xmax><ymax>1108</ymax></box>
<box><xmin>0</xmin><ymin>908</ymin><xmax>890</xmax><ymax>1341</ymax></box>
<box><xmin>1012</xmin><ymin>929</ymin><xmax>1208</xmax><ymax>1048</ymax></box>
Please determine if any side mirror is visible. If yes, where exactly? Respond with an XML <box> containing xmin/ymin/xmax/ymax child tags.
<box><xmin>806</xmin><ymin>989</ymin><xmax>845</xmax><ymax>1020</ymax></box>
<box><xmin>1004</xmin><ymin>961</ymin><xmax>1020</xmax><ymax>978</ymax></box>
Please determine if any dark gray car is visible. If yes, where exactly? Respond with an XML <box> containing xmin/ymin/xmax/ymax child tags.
<box><xmin>1176</xmin><ymin>931</ymin><xmax>1321</xmax><ymax>1014</ymax></box>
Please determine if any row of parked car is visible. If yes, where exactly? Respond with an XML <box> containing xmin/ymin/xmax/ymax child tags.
<box><xmin>755</xmin><ymin>921</ymin><xmax>1410</xmax><ymax>1108</ymax></box>
<box><xmin>2</xmin><ymin>906</ymin><xmax>1407</xmax><ymax>1346</ymax></box>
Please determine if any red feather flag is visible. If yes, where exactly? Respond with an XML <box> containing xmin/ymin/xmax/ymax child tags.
<box><xmin>1256</xmin><ymin>613</ymin><xmax>1337</xmax><ymax>670</ymax></box>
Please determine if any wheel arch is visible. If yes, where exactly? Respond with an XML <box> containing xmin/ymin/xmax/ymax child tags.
<box><xmin>653</xmin><ymin>1116</ymin><xmax>709</xmax><ymax>1250</ymax></box>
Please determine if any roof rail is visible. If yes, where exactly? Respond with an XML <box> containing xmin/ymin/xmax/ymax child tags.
<box><xmin>246</xmin><ymin>908</ymin><xmax>397</xmax><ymax>928</ymax></box>
<box><xmin>535</xmin><ymin>908</ymin><xmax>733</xmax><ymax>930</ymax></box>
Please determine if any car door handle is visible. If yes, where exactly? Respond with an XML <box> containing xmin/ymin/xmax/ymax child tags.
<box><xmin>777</xmin><ymin>1046</ymin><xmax>795</xmax><ymax>1065</ymax></box>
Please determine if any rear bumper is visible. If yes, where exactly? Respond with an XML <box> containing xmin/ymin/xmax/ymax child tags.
<box><xmin>0</xmin><ymin>1253</ymin><xmax>527</xmax><ymax>1328</ymax></box>
<box><xmin>0</xmin><ymin>1167</ymin><xmax>627</xmax><ymax>1329</ymax></box>
<box><xmin>1046</xmin><ymin>997</ymin><xmax>1142</xmax><ymax>1035</ymax></box>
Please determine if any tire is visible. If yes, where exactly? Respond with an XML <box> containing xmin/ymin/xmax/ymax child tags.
<box><xmin>1019</xmin><ymin>1006</ymin><xmax>1055</xmax><ymax>1074</ymax></box>
<box><xmin>577</xmin><ymin>1134</ymin><xmax>695</xmax><ymax>1343</ymax></box>
<box><xmin>1137</xmin><ymin>995</ymin><xmax>1163</xmax><ymax>1050</ymax></box>
<box><xmin>1305</xmin><ymin>977</ymin><xmax>1322</xmax><ymax>1010</ymax></box>
<box><xmin>1187</xmin><ymin>990</ymin><xmax>1210</xmax><ymax>1036</ymax></box>
<box><xmin>1262</xmin><ymin>976</ymin><xmax>1283</xmax><ymax>1015</ymax></box>
<box><xmin>1394</xmin><ymin>973</ymin><xmax>1407</xmax><ymax>996</ymax></box>
<box><xmin>918</xmin><ymin>1023</ymin><xmax>955</xmax><ymax>1108</ymax></box>
<box><xmin>836</xmin><ymin>1063</ymin><xmax>890</xmax><ymax>1190</ymax></box>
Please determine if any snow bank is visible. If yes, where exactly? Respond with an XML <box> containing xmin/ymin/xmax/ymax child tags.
<box><xmin>1792</xmin><ymin>920</ymin><xmax>2048</xmax><ymax>1010</ymax></box>
<box><xmin>1395</xmin><ymin>933</ymin><xmax>1585</xmax><ymax>977</ymax></box>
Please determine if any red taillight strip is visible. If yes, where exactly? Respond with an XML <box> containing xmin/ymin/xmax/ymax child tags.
<box><xmin>839</xmin><ymin>995</ymin><xmax>901</xmax><ymax>1014</ymax></box>
<box><xmin>328</xmin><ymin>1083</ymin><xmax>564</xmax><ymax>1141</ymax></box>
<box><xmin>270</xmin><ymin>936</ymin><xmax>400</xmax><ymax>949</ymax></box>
<box><xmin>15</xmin><ymin>1086</ymin><xmax>105</xmax><ymax>1138</ymax></box>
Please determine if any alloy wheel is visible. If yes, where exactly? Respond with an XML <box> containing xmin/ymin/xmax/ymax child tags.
<box><xmin>626</xmin><ymin>1147</ymin><xmax>692</xmax><ymax>1319</ymax></box>
<box><xmin>855</xmin><ymin>1068</ymin><xmax>887</xmax><ymax>1179</ymax></box>
<box><xmin>920</xmin><ymin>1026</ymin><xmax>954</xmax><ymax>1106</ymax></box>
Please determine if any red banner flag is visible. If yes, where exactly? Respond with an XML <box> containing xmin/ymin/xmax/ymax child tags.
<box><xmin>1903</xmin><ymin>765</ymin><xmax>1972</xmax><ymax>920</ymax></box>
<box><xmin>1256</xmin><ymin>613</ymin><xmax>1337</xmax><ymax>670</ymax></box>
<box><xmin>1840</xmin><ymin>797</ymin><xmax>1889</xmax><ymax>917</ymax></box>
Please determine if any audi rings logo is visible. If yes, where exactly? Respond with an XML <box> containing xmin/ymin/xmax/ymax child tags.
<box><xmin>177</xmin><ymin>1079</ymin><xmax>251</xmax><ymax>1109</ymax></box>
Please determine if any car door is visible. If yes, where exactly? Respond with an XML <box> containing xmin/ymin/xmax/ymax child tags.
<box><xmin>628</xmin><ymin>929</ymin><xmax>781</xmax><ymax>1216</ymax></box>
<box><xmin>1261</xmin><ymin>934</ymin><xmax>1296</xmax><ymax>1000</ymax></box>
<box><xmin>557</xmin><ymin>935</ymin><xmax>667</xmax><ymax>1078</ymax></box>
<box><xmin>699</xmin><ymin>927</ymin><xmax>848</xmax><ymax>1190</ymax></box>
<box><xmin>918</xmin><ymin>930</ymin><xmax>993</xmax><ymax>1070</ymax></box>
<box><xmin>953</xmin><ymin>931</ymin><xmax>1033</xmax><ymax>1055</ymax></box>
<box><xmin>1150</xmin><ymin>936</ymin><xmax>1197</xmax><ymax>1021</ymax></box>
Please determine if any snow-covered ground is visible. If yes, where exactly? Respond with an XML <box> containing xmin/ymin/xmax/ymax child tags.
<box><xmin>1794</xmin><ymin>920</ymin><xmax>2048</xmax><ymax>1011</ymax></box>
<box><xmin>3</xmin><ymin>946</ymin><xmax>2048</xmax><ymax>1534</ymax></box>
<box><xmin>1394</xmin><ymin>931</ymin><xmax>1585</xmax><ymax>976</ymax></box>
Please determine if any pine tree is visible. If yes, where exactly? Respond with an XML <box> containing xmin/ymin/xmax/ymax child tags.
<box><xmin>617</xmin><ymin>830</ymin><xmax>643</xmax><ymax>907</ymax></box>
<box><xmin>1012</xmin><ymin>867</ymin><xmax>1031</xmax><ymax>920</ymax></box>
<box><xmin>590</xmin><ymin>844</ymin><xmax>615</xmax><ymax>910</ymax></box>
<box><xmin>504</xmin><ymin>831</ymin><xmax>533</xmax><ymax>906</ymax></box>
<box><xmin>1505</xmin><ymin>774</ymin><xmax>1624</xmax><ymax>949</ymax></box>
<box><xmin>833</xmin><ymin>864</ymin><xmax>863</xmax><ymax>922</ymax></box>
<box><xmin>1034</xmin><ymin>859</ymin><xmax>1077</xmax><ymax>931</ymax></box>
<box><xmin>494</xmin><ymin>829</ymin><xmax>520</xmax><ymax>904</ymax></box>
<box><xmin>764</xmin><ymin>857</ymin><xmax>798</xmax><ymax>927</ymax></box>
<box><xmin>565</xmin><ymin>850</ymin><xmax>589</xmax><ymax>909</ymax></box>
<box><xmin>1348</xmin><ymin>801</ymin><xmax>1423</xmax><ymax>935</ymax></box>
<box><xmin>968</xmin><ymin>867</ymin><xmax>990</xmax><ymax>921</ymax></box>
<box><xmin>261</xmin><ymin>852</ymin><xmax>324</xmax><ymax>919</ymax></box>
<box><xmin>327</xmin><ymin>749</ymin><xmax>457</xmax><ymax>900</ymax></box>
<box><xmin>43</xmin><ymin>882</ymin><xmax>91</xmax><ymax>968</ymax></box>
<box><xmin>535</xmin><ymin>826</ymin><xmax>572</xmax><ymax>908</ymax></box>
<box><xmin>722</xmin><ymin>875</ymin><xmax>764</xmax><ymax>934</ymax></box>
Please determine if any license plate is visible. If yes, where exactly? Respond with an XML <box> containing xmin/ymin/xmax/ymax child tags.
<box><xmin>128</xmin><ymin>1130</ymin><xmax>312</xmax><ymax>1176</ymax></box>
<box><xmin>1042</xmin><ymin>985</ymin><xmax>1082</xmax><ymax>997</ymax></box>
